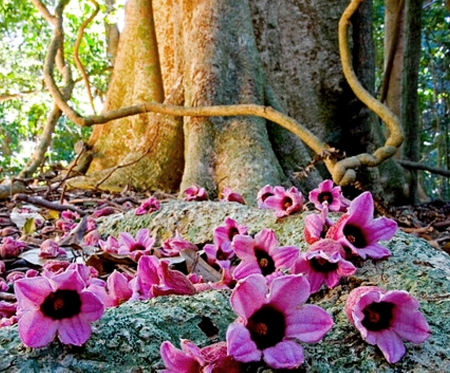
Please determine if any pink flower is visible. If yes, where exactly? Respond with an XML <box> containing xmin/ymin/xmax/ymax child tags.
<box><xmin>303</xmin><ymin>204</ymin><xmax>333</xmax><ymax>244</ymax></box>
<box><xmin>184</xmin><ymin>185</ymin><xmax>208</xmax><ymax>201</ymax></box>
<box><xmin>345</xmin><ymin>286</ymin><xmax>431</xmax><ymax>364</ymax></box>
<box><xmin>308</xmin><ymin>179</ymin><xmax>350</xmax><ymax>212</ymax></box>
<box><xmin>83</xmin><ymin>229</ymin><xmax>101</xmax><ymax>247</ymax></box>
<box><xmin>42</xmin><ymin>260</ymin><xmax>71</xmax><ymax>277</ymax></box>
<box><xmin>99</xmin><ymin>235</ymin><xmax>120</xmax><ymax>254</ymax></box>
<box><xmin>326</xmin><ymin>192</ymin><xmax>397</xmax><ymax>259</ymax></box>
<box><xmin>161</xmin><ymin>339</ymin><xmax>243</xmax><ymax>373</ymax></box>
<box><xmin>92</xmin><ymin>206</ymin><xmax>116</xmax><ymax>218</ymax></box>
<box><xmin>232</xmin><ymin>228</ymin><xmax>299</xmax><ymax>281</ymax></box>
<box><xmin>135</xmin><ymin>197</ymin><xmax>160</xmax><ymax>215</ymax></box>
<box><xmin>0</xmin><ymin>260</ymin><xmax>5</xmax><ymax>275</ymax></box>
<box><xmin>263</xmin><ymin>186</ymin><xmax>304</xmax><ymax>217</ymax></box>
<box><xmin>14</xmin><ymin>268</ymin><xmax>104</xmax><ymax>348</ymax></box>
<box><xmin>39</xmin><ymin>239</ymin><xmax>67</xmax><ymax>259</ymax></box>
<box><xmin>292</xmin><ymin>239</ymin><xmax>356</xmax><ymax>293</ymax></box>
<box><xmin>204</xmin><ymin>217</ymin><xmax>247</xmax><ymax>269</ymax></box>
<box><xmin>227</xmin><ymin>274</ymin><xmax>334</xmax><ymax>369</ymax></box>
<box><xmin>256</xmin><ymin>185</ymin><xmax>275</xmax><ymax>209</ymax></box>
<box><xmin>130</xmin><ymin>255</ymin><xmax>196</xmax><ymax>300</ymax></box>
<box><xmin>160</xmin><ymin>231</ymin><xmax>198</xmax><ymax>257</ymax></box>
<box><xmin>0</xmin><ymin>237</ymin><xmax>27</xmax><ymax>259</ymax></box>
<box><xmin>219</xmin><ymin>187</ymin><xmax>245</xmax><ymax>204</ymax></box>
<box><xmin>117</xmin><ymin>229</ymin><xmax>155</xmax><ymax>261</ymax></box>
<box><xmin>100</xmin><ymin>270</ymin><xmax>133</xmax><ymax>307</ymax></box>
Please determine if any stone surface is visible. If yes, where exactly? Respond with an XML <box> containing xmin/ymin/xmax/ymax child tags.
<box><xmin>1</xmin><ymin>200</ymin><xmax>449</xmax><ymax>372</ymax></box>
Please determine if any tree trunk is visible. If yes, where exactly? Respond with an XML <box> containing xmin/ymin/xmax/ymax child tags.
<box><xmin>69</xmin><ymin>0</ymin><xmax>411</xmax><ymax>205</ymax></box>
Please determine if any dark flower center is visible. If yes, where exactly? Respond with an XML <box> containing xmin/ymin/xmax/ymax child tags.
<box><xmin>247</xmin><ymin>304</ymin><xmax>286</xmax><ymax>350</ymax></box>
<box><xmin>254</xmin><ymin>248</ymin><xmax>276</xmax><ymax>276</ymax></box>
<box><xmin>310</xmin><ymin>257</ymin><xmax>338</xmax><ymax>273</ymax></box>
<box><xmin>343</xmin><ymin>225</ymin><xmax>367</xmax><ymax>248</ymax></box>
<box><xmin>261</xmin><ymin>193</ymin><xmax>273</xmax><ymax>202</ymax></box>
<box><xmin>361</xmin><ymin>301</ymin><xmax>394</xmax><ymax>331</ymax></box>
<box><xmin>130</xmin><ymin>243</ymin><xmax>146</xmax><ymax>252</ymax></box>
<box><xmin>228</xmin><ymin>227</ymin><xmax>239</xmax><ymax>241</ymax></box>
<box><xmin>281</xmin><ymin>197</ymin><xmax>293</xmax><ymax>210</ymax></box>
<box><xmin>40</xmin><ymin>289</ymin><xmax>82</xmax><ymax>320</ymax></box>
<box><xmin>216</xmin><ymin>247</ymin><xmax>228</xmax><ymax>261</ymax></box>
<box><xmin>318</xmin><ymin>191</ymin><xmax>333</xmax><ymax>204</ymax></box>
<box><xmin>321</xmin><ymin>224</ymin><xmax>329</xmax><ymax>239</ymax></box>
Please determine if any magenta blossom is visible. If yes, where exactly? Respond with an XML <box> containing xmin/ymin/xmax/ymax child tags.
<box><xmin>227</xmin><ymin>274</ymin><xmax>333</xmax><ymax>369</ymax></box>
<box><xmin>92</xmin><ymin>206</ymin><xmax>116</xmax><ymax>218</ymax></box>
<box><xmin>99</xmin><ymin>235</ymin><xmax>120</xmax><ymax>254</ymax></box>
<box><xmin>292</xmin><ymin>239</ymin><xmax>356</xmax><ymax>293</ymax></box>
<box><xmin>14</xmin><ymin>268</ymin><xmax>104</xmax><ymax>348</ymax></box>
<box><xmin>94</xmin><ymin>270</ymin><xmax>133</xmax><ymax>308</ymax></box>
<box><xmin>160</xmin><ymin>231</ymin><xmax>198</xmax><ymax>257</ymax></box>
<box><xmin>0</xmin><ymin>237</ymin><xmax>27</xmax><ymax>259</ymax></box>
<box><xmin>326</xmin><ymin>192</ymin><xmax>397</xmax><ymax>259</ymax></box>
<box><xmin>161</xmin><ymin>339</ymin><xmax>244</xmax><ymax>373</ymax></box>
<box><xmin>308</xmin><ymin>179</ymin><xmax>350</xmax><ymax>212</ymax></box>
<box><xmin>345</xmin><ymin>286</ymin><xmax>431</xmax><ymax>364</ymax></box>
<box><xmin>303</xmin><ymin>204</ymin><xmax>333</xmax><ymax>244</ymax></box>
<box><xmin>130</xmin><ymin>255</ymin><xmax>196</xmax><ymax>300</ymax></box>
<box><xmin>256</xmin><ymin>185</ymin><xmax>275</xmax><ymax>209</ymax></box>
<box><xmin>204</xmin><ymin>217</ymin><xmax>247</xmax><ymax>269</ymax></box>
<box><xmin>83</xmin><ymin>229</ymin><xmax>101</xmax><ymax>247</ymax></box>
<box><xmin>263</xmin><ymin>186</ymin><xmax>304</xmax><ymax>217</ymax></box>
<box><xmin>184</xmin><ymin>185</ymin><xmax>208</xmax><ymax>201</ymax></box>
<box><xmin>232</xmin><ymin>228</ymin><xmax>299</xmax><ymax>281</ymax></box>
<box><xmin>39</xmin><ymin>239</ymin><xmax>67</xmax><ymax>259</ymax></box>
<box><xmin>135</xmin><ymin>197</ymin><xmax>160</xmax><ymax>215</ymax></box>
<box><xmin>0</xmin><ymin>260</ymin><xmax>6</xmax><ymax>275</ymax></box>
<box><xmin>117</xmin><ymin>229</ymin><xmax>156</xmax><ymax>261</ymax></box>
<box><xmin>219</xmin><ymin>187</ymin><xmax>245</xmax><ymax>204</ymax></box>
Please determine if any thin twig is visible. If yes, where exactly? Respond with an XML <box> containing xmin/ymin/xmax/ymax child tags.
<box><xmin>13</xmin><ymin>194</ymin><xmax>87</xmax><ymax>216</ymax></box>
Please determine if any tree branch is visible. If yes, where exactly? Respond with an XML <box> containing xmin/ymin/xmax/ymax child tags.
<box><xmin>73</xmin><ymin>0</ymin><xmax>100</xmax><ymax>114</ymax></box>
<box><xmin>398</xmin><ymin>160</ymin><xmax>450</xmax><ymax>178</ymax></box>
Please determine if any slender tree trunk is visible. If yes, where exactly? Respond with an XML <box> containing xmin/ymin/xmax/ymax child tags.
<box><xmin>401</xmin><ymin>0</ymin><xmax>422</xmax><ymax>203</ymax></box>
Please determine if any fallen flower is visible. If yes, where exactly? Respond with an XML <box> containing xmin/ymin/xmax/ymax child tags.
<box><xmin>326</xmin><ymin>192</ymin><xmax>397</xmax><ymax>259</ymax></box>
<box><xmin>263</xmin><ymin>186</ymin><xmax>304</xmax><ymax>218</ymax></box>
<box><xmin>345</xmin><ymin>286</ymin><xmax>431</xmax><ymax>364</ymax></box>
<box><xmin>256</xmin><ymin>185</ymin><xmax>275</xmax><ymax>209</ymax></box>
<box><xmin>227</xmin><ymin>274</ymin><xmax>333</xmax><ymax>369</ymax></box>
<box><xmin>160</xmin><ymin>231</ymin><xmax>198</xmax><ymax>257</ymax></box>
<box><xmin>117</xmin><ymin>228</ymin><xmax>156</xmax><ymax>261</ymax></box>
<box><xmin>219</xmin><ymin>187</ymin><xmax>245</xmax><ymax>204</ymax></box>
<box><xmin>14</xmin><ymin>268</ymin><xmax>104</xmax><ymax>348</ymax></box>
<box><xmin>232</xmin><ymin>228</ymin><xmax>299</xmax><ymax>281</ymax></box>
<box><xmin>303</xmin><ymin>203</ymin><xmax>333</xmax><ymax>244</ymax></box>
<box><xmin>0</xmin><ymin>237</ymin><xmax>27</xmax><ymax>259</ymax></box>
<box><xmin>308</xmin><ymin>179</ymin><xmax>349</xmax><ymax>212</ymax></box>
<box><xmin>92</xmin><ymin>206</ymin><xmax>116</xmax><ymax>218</ymax></box>
<box><xmin>161</xmin><ymin>339</ymin><xmax>244</xmax><ymax>373</ymax></box>
<box><xmin>135</xmin><ymin>197</ymin><xmax>161</xmax><ymax>215</ymax></box>
<box><xmin>184</xmin><ymin>185</ymin><xmax>208</xmax><ymax>201</ymax></box>
<box><xmin>292</xmin><ymin>239</ymin><xmax>356</xmax><ymax>293</ymax></box>
<box><xmin>39</xmin><ymin>239</ymin><xmax>67</xmax><ymax>259</ymax></box>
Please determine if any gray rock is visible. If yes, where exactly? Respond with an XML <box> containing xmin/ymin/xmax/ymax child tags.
<box><xmin>1</xmin><ymin>200</ymin><xmax>449</xmax><ymax>372</ymax></box>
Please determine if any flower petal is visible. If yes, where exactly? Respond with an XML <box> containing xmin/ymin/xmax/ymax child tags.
<box><xmin>18</xmin><ymin>311</ymin><xmax>58</xmax><ymax>348</ymax></box>
<box><xmin>226</xmin><ymin>322</ymin><xmax>261</xmax><ymax>363</ymax></box>
<box><xmin>269</xmin><ymin>274</ymin><xmax>310</xmax><ymax>310</ymax></box>
<box><xmin>15</xmin><ymin>277</ymin><xmax>53</xmax><ymax>311</ymax></box>
<box><xmin>230</xmin><ymin>274</ymin><xmax>267</xmax><ymax>320</ymax></box>
<box><xmin>262</xmin><ymin>340</ymin><xmax>304</xmax><ymax>369</ymax></box>
<box><xmin>160</xmin><ymin>340</ymin><xmax>199</xmax><ymax>372</ymax></box>
<box><xmin>80</xmin><ymin>291</ymin><xmax>104</xmax><ymax>322</ymax></box>
<box><xmin>285</xmin><ymin>304</ymin><xmax>333</xmax><ymax>342</ymax></box>
<box><xmin>375</xmin><ymin>328</ymin><xmax>406</xmax><ymax>364</ymax></box>
<box><xmin>363</xmin><ymin>217</ymin><xmax>397</xmax><ymax>242</ymax></box>
<box><xmin>271</xmin><ymin>245</ymin><xmax>299</xmax><ymax>270</ymax></box>
<box><xmin>58</xmin><ymin>315</ymin><xmax>92</xmax><ymax>346</ymax></box>
<box><xmin>347</xmin><ymin>192</ymin><xmax>374</xmax><ymax>226</ymax></box>
<box><xmin>232</xmin><ymin>260</ymin><xmax>261</xmax><ymax>280</ymax></box>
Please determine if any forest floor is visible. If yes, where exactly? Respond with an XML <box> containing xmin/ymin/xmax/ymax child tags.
<box><xmin>1</xmin><ymin>174</ymin><xmax>449</xmax><ymax>278</ymax></box>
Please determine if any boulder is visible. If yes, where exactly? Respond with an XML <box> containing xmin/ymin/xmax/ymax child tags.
<box><xmin>0</xmin><ymin>200</ymin><xmax>449</xmax><ymax>372</ymax></box>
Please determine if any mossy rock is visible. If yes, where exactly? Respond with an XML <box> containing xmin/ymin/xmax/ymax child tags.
<box><xmin>1</xmin><ymin>200</ymin><xmax>449</xmax><ymax>372</ymax></box>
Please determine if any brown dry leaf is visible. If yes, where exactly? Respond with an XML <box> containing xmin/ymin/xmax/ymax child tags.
<box><xmin>180</xmin><ymin>248</ymin><xmax>222</xmax><ymax>283</ymax></box>
<box><xmin>85</xmin><ymin>251</ymin><xmax>136</xmax><ymax>277</ymax></box>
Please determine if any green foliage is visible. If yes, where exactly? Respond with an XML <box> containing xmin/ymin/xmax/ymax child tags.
<box><xmin>372</xmin><ymin>0</ymin><xmax>450</xmax><ymax>200</ymax></box>
<box><xmin>0</xmin><ymin>0</ymin><xmax>119</xmax><ymax>177</ymax></box>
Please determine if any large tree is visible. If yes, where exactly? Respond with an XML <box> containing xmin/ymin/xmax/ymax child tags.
<box><xmin>2</xmin><ymin>0</ymin><xmax>418</xmax><ymax>205</ymax></box>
